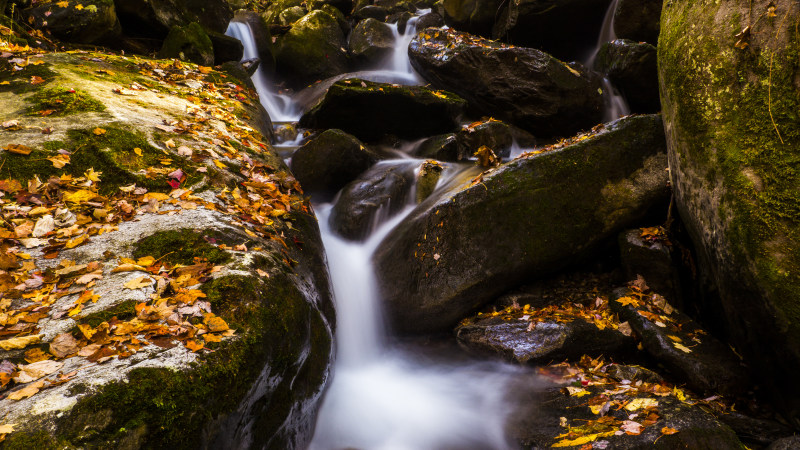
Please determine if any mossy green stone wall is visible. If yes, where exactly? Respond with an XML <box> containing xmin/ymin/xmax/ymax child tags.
<box><xmin>659</xmin><ymin>0</ymin><xmax>800</xmax><ymax>423</ymax></box>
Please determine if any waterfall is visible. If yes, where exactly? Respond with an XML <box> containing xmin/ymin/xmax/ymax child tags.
<box><xmin>585</xmin><ymin>0</ymin><xmax>630</xmax><ymax>123</ymax></box>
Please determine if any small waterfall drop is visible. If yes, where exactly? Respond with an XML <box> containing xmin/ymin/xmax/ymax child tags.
<box><xmin>585</xmin><ymin>0</ymin><xmax>630</xmax><ymax>123</ymax></box>
<box><xmin>225</xmin><ymin>21</ymin><xmax>300</xmax><ymax>121</ymax></box>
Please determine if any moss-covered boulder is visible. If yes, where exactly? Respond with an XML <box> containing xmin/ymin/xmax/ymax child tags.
<box><xmin>233</xmin><ymin>10</ymin><xmax>276</xmax><ymax>74</ymax></box>
<box><xmin>299</xmin><ymin>79</ymin><xmax>467</xmax><ymax>141</ymax></box>
<box><xmin>0</xmin><ymin>50</ymin><xmax>333</xmax><ymax>448</ymax></box>
<box><xmin>613</xmin><ymin>0</ymin><xmax>661</xmax><ymax>45</ymax></box>
<box><xmin>595</xmin><ymin>39</ymin><xmax>659</xmax><ymax>114</ymax></box>
<box><xmin>262</xmin><ymin>0</ymin><xmax>306</xmax><ymax>25</ymax></box>
<box><xmin>207</xmin><ymin>29</ymin><xmax>244</xmax><ymax>65</ymax></box>
<box><xmin>349</xmin><ymin>18</ymin><xmax>395</xmax><ymax>67</ymax></box>
<box><xmin>114</xmin><ymin>0</ymin><xmax>233</xmax><ymax>38</ymax></box>
<box><xmin>328</xmin><ymin>161</ymin><xmax>416</xmax><ymax>240</ymax></box>
<box><xmin>492</xmin><ymin>0</ymin><xmax>611</xmax><ymax>61</ymax></box>
<box><xmin>409</xmin><ymin>28</ymin><xmax>603</xmax><ymax>137</ymax></box>
<box><xmin>290</xmin><ymin>129</ymin><xmax>379</xmax><ymax>200</ymax></box>
<box><xmin>274</xmin><ymin>9</ymin><xmax>349</xmax><ymax>89</ymax></box>
<box><xmin>353</xmin><ymin>5</ymin><xmax>389</xmax><ymax>21</ymax></box>
<box><xmin>373</xmin><ymin>114</ymin><xmax>669</xmax><ymax>333</ymax></box>
<box><xmin>20</xmin><ymin>0</ymin><xmax>121</xmax><ymax>45</ymax></box>
<box><xmin>158</xmin><ymin>22</ymin><xmax>214</xmax><ymax>66</ymax></box>
<box><xmin>441</xmin><ymin>0</ymin><xmax>502</xmax><ymax>36</ymax></box>
<box><xmin>659</xmin><ymin>0</ymin><xmax>800</xmax><ymax>424</ymax></box>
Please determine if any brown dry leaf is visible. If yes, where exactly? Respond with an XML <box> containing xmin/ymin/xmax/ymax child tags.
<box><xmin>0</xmin><ymin>334</ymin><xmax>42</xmax><ymax>350</ymax></box>
<box><xmin>64</xmin><ymin>234</ymin><xmax>88</xmax><ymax>249</ymax></box>
<box><xmin>75</xmin><ymin>270</ymin><xmax>103</xmax><ymax>285</ymax></box>
<box><xmin>78</xmin><ymin>343</ymin><xmax>101</xmax><ymax>357</ymax></box>
<box><xmin>111</xmin><ymin>263</ymin><xmax>146</xmax><ymax>273</ymax></box>
<box><xmin>24</xmin><ymin>347</ymin><xmax>50</xmax><ymax>363</ymax></box>
<box><xmin>17</xmin><ymin>360</ymin><xmax>64</xmax><ymax>380</ymax></box>
<box><xmin>0</xmin><ymin>424</ymin><xmax>15</xmax><ymax>434</ymax></box>
<box><xmin>7</xmin><ymin>380</ymin><xmax>46</xmax><ymax>401</ymax></box>
<box><xmin>204</xmin><ymin>315</ymin><xmax>229</xmax><ymax>332</ymax></box>
<box><xmin>616</xmin><ymin>296</ymin><xmax>640</xmax><ymax>307</ymax></box>
<box><xmin>661</xmin><ymin>427</ymin><xmax>679</xmax><ymax>435</ymax></box>
<box><xmin>47</xmin><ymin>154</ymin><xmax>70</xmax><ymax>168</ymax></box>
<box><xmin>618</xmin><ymin>321</ymin><xmax>632</xmax><ymax>337</ymax></box>
<box><xmin>124</xmin><ymin>276</ymin><xmax>154</xmax><ymax>290</ymax></box>
<box><xmin>50</xmin><ymin>332</ymin><xmax>80</xmax><ymax>358</ymax></box>
<box><xmin>185</xmin><ymin>339</ymin><xmax>204</xmax><ymax>352</ymax></box>
<box><xmin>4</xmin><ymin>143</ymin><xmax>33</xmax><ymax>155</ymax></box>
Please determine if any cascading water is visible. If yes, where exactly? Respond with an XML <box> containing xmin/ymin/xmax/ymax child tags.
<box><xmin>225</xmin><ymin>21</ymin><xmax>300</xmax><ymax>122</ymax></box>
<box><xmin>585</xmin><ymin>0</ymin><xmax>630</xmax><ymax>123</ymax></box>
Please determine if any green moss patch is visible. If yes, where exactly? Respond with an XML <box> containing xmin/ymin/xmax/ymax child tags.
<box><xmin>133</xmin><ymin>229</ymin><xmax>232</xmax><ymax>266</ymax></box>
<box><xmin>27</xmin><ymin>85</ymin><xmax>105</xmax><ymax>116</ymax></box>
<box><xmin>0</xmin><ymin>61</ymin><xmax>58</xmax><ymax>94</ymax></box>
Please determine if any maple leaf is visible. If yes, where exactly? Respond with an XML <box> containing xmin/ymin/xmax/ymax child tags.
<box><xmin>93</xmin><ymin>127</ymin><xmax>106</xmax><ymax>135</ymax></box>
<box><xmin>63</xmin><ymin>189</ymin><xmax>96</xmax><ymax>203</ymax></box>
<box><xmin>56</xmin><ymin>1</ymin><xmax>68</xmax><ymax>7</ymax></box>
<box><xmin>0</xmin><ymin>334</ymin><xmax>42</xmax><ymax>350</ymax></box>
<box><xmin>48</xmin><ymin>154</ymin><xmax>71</xmax><ymax>168</ymax></box>
<box><xmin>124</xmin><ymin>276</ymin><xmax>154</xmax><ymax>290</ymax></box>
<box><xmin>615</xmin><ymin>296</ymin><xmax>640</xmax><ymax>307</ymax></box>
<box><xmin>185</xmin><ymin>339</ymin><xmax>204</xmax><ymax>352</ymax></box>
<box><xmin>661</xmin><ymin>426</ymin><xmax>679</xmax><ymax>435</ymax></box>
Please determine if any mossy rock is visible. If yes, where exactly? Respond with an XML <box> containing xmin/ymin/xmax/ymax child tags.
<box><xmin>659</xmin><ymin>0</ymin><xmax>800</xmax><ymax>425</ymax></box>
<box><xmin>373</xmin><ymin>115</ymin><xmax>670</xmax><ymax>333</ymax></box>
<box><xmin>27</xmin><ymin>85</ymin><xmax>105</xmax><ymax>116</ymax></box>
<box><xmin>261</xmin><ymin>0</ymin><xmax>306</xmax><ymax>25</ymax></box>
<box><xmin>349</xmin><ymin>18</ymin><xmax>395</xmax><ymax>67</ymax></box>
<box><xmin>158</xmin><ymin>22</ymin><xmax>215</xmax><ymax>66</ymax></box>
<box><xmin>274</xmin><ymin>9</ymin><xmax>349</xmax><ymax>89</ymax></box>
<box><xmin>441</xmin><ymin>0</ymin><xmax>502</xmax><ymax>36</ymax></box>
<box><xmin>133</xmin><ymin>228</ymin><xmax>233</xmax><ymax>265</ymax></box>
<box><xmin>613</xmin><ymin>0</ymin><xmax>661</xmax><ymax>45</ymax></box>
<box><xmin>298</xmin><ymin>78</ymin><xmax>467</xmax><ymax>141</ymax></box>
<box><xmin>595</xmin><ymin>39</ymin><xmax>659</xmax><ymax>114</ymax></box>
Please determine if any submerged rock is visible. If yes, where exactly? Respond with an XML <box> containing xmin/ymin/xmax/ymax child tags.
<box><xmin>329</xmin><ymin>162</ymin><xmax>415</xmax><ymax>240</ymax></box>
<box><xmin>595</xmin><ymin>39</ymin><xmax>659</xmax><ymax>114</ymax></box>
<box><xmin>659</xmin><ymin>0</ymin><xmax>800</xmax><ymax>423</ymax></box>
<box><xmin>373</xmin><ymin>114</ymin><xmax>669</xmax><ymax>333</ymax></box>
<box><xmin>409</xmin><ymin>28</ymin><xmax>603</xmax><ymax>137</ymax></box>
<box><xmin>299</xmin><ymin>79</ymin><xmax>466</xmax><ymax>141</ymax></box>
<box><xmin>0</xmin><ymin>51</ymin><xmax>333</xmax><ymax>448</ymax></box>
<box><xmin>290</xmin><ymin>129</ymin><xmax>378</xmax><ymax>200</ymax></box>
<box><xmin>415</xmin><ymin>160</ymin><xmax>444</xmax><ymax>203</ymax></box>
<box><xmin>274</xmin><ymin>10</ymin><xmax>349</xmax><ymax>89</ymax></box>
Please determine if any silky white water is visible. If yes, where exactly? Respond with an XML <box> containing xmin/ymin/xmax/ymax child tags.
<box><xmin>584</xmin><ymin>0</ymin><xmax>630</xmax><ymax>123</ymax></box>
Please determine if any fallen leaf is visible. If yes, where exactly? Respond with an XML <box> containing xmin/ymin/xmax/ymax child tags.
<box><xmin>63</xmin><ymin>189</ymin><xmax>96</xmax><ymax>203</ymax></box>
<box><xmin>8</xmin><ymin>380</ymin><xmax>46</xmax><ymax>400</ymax></box>
<box><xmin>618</xmin><ymin>321</ymin><xmax>632</xmax><ymax>337</ymax></box>
<box><xmin>624</xmin><ymin>398</ymin><xmax>659</xmax><ymax>411</ymax></box>
<box><xmin>0</xmin><ymin>334</ymin><xmax>42</xmax><ymax>350</ymax></box>
<box><xmin>124</xmin><ymin>276</ymin><xmax>154</xmax><ymax>290</ymax></box>
<box><xmin>4</xmin><ymin>144</ymin><xmax>32</xmax><ymax>155</ymax></box>
<box><xmin>185</xmin><ymin>339</ymin><xmax>204</xmax><ymax>352</ymax></box>
<box><xmin>133</xmin><ymin>147</ymin><xmax>143</xmax><ymax>157</ymax></box>
<box><xmin>661</xmin><ymin>427</ymin><xmax>679</xmax><ymax>435</ymax></box>
<box><xmin>673</xmin><ymin>343</ymin><xmax>693</xmax><ymax>353</ymax></box>
<box><xmin>621</xmin><ymin>420</ymin><xmax>642</xmax><ymax>435</ymax></box>
<box><xmin>552</xmin><ymin>432</ymin><xmax>616</xmax><ymax>448</ymax></box>
<box><xmin>204</xmin><ymin>315</ymin><xmax>229</xmax><ymax>332</ymax></box>
<box><xmin>93</xmin><ymin>127</ymin><xmax>106</xmax><ymax>135</ymax></box>
<box><xmin>64</xmin><ymin>234</ymin><xmax>88</xmax><ymax>249</ymax></box>
<box><xmin>24</xmin><ymin>347</ymin><xmax>50</xmax><ymax>363</ymax></box>
<box><xmin>47</xmin><ymin>154</ymin><xmax>70</xmax><ymax>168</ymax></box>
<box><xmin>50</xmin><ymin>332</ymin><xmax>80</xmax><ymax>358</ymax></box>
<box><xmin>616</xmin><ymin>296</ymin><xmax>640</xmax><ymax>307</ymax></box>
<box><xmin>0</xmin><ymin>424</ymin><xmax>15</xmax><ymax>434</ymax></box>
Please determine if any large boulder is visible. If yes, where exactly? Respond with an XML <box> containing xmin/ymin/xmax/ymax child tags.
<box><xmin>0</xmin><ymin>51</ymin><xmax>333</xmax><ymax>448</ymax></box>
<box><xmin>158</xmin><ymin>22</ymin><xmax>214</xmax><ymax>66</ymax></box>
<box><xmin>348</xmin><ymin>18</ymin><xmax>395</xmax><ymax>67</ymax></box>
<box><xmin>373</xmin><ymin>114</ymin><xmax>670</xmax><ymax>333</ymax></box>
<box><xmin>113</xmin><ymin>0</ymin><xmax>233</xmax><ymax>39</ymax></box>
<box><xmin>299</xmin><ymin>79</ymin><xmax>467</xmax><ymax>141</ymax></box>
<box><xmin>408</xmin><ymin>28</ymin><xmax>603</xmax><ymax>137</ymax></box>
<box><xmin>613</xmin><ymin>0</ymin><xmax>661</xmax><ymax>45</ymax></box>
<box><xmin>595</xmin><ymin>39</ymin><xmax>660</xmax><ymax>114</ymax></box>
<box><xmin>274</xmin><ymin>10</ymin><xmax>349</xmax><ymax>89</ymax></box>
<box><xmin>21</xmin><ymin>0</ymin><xmax>121</xmax><ymax>45</ymax></box>
<box><xmin>492</xmin><ymin>0</ymin><xmax>611</xmax><ymax>61</ymax></box>
<box><xmin>232</xmin><ymin>11</ymin><xmax>276</xmax><ymax>74</ymax></box>
<box><xmin>290</xmin><ymin>129</ymin><xmax>378</xmax><ymax>200</ymax></box>
<box><xmin>659</xmin><ymin>0</ymin><xmax>800</xmax><ymax>424</ymax></box>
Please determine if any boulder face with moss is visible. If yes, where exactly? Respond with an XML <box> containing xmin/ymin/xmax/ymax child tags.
<box><xmin>21</xmin><ymin>0</ymin><xmax>121</xmax><ymax>45</ymax></box>
<box><xmin>0</xmin><ymin>51</ymin><xmax>334</xmax><ymax>448</ymax></box>
<box><xmin>373</xmin><ymin>115</ymin><xmax>669</xmax><ymax>333</ymax></box>
<box><xmin>659</xmin><ymin>0</ymin><xmax>800</xmax><ymax>424</ymax></box>
<box><xmin>158</xmin><ymin>22</ymin><xmax>215</xmax><ymax>66</ymax></box>
<box><xmin>274</xmin><ymin>10</ymin><xmax>349</xmax><ymax>89</ymax></box>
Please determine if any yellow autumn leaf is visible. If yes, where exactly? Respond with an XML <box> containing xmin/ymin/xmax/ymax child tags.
<box><xmin>7</xmin><ymin>380</ymin><xmax>46</xmax><ymax>401</ymax></box>
<box><xmin>0</xmin><ymin>424</ymin><xmax>15</xmax><ymax>434</ymax></box>
<box><xmin>74</xmin><ymin>3</ymin><xmax>84</xmax><ymax>9</ymax></box>
<box><xmin>616</xmin><ymin>296</ymin><xmax>640</xmax><ymax>307</ymax></box>
<box><xmin>565</xmin><ymin>386</ymin><xmax>590</xmax><ymax>397</ymax></box>
<box><xmin>63</xmin><ymin>189</ymin><xmax>97</xmax><ymax>203</ymax></box>
<box><xmin>133</xmin><ymin>147</ymin><xmax>143</xmax><ymax>157</ymax></box>
<box><xmin>48</xmin><ymin>154</ymin><xmax>70</xmax><ymax>168</ymax></box>
<box><xmin>111</xmin><ymin>263</ymin><xmax>146</xmax><ymax>273</ymax></box>
<box><xmin>67</xmin><ymin>304</ymin><xmax>82</xmax><ymax>316</ymax></box>
<box><xmin>673</xmin><ymin>387</ymin><xmax>686</xmax><ymax>401</ymax></box>
<box><xmin>624</xmin><ymin>398</ymin><xmax>659</xmax><ymax>411</ymax></box>
<box><xmin>64</xmin><ymin>234</ymin><xmax>88</xmax><ymax>249</ymax></box>
<box><xmin>124</xmin><ymin>276</ymin><xmax>154</xmax><ymax>290</ymax></box>
<box><xmin>552</xmin><ymin>431</ymin><xmax>615</xmax><ymax>447</ymax></box>
<box><xmin>0</xmin><ymin>334</ymin><xmax>42</xmax><ymax>350</ymax></box>
<box><xmin>136</xmin><ymin>256</ymin><xmax>156</xmax><ymax>266</ymax></box>
<box><xmin>213</xmin><ymin>159</ymin><xmax>227</xmax><ymax>169</ymax></box>
<box><xmin>673</xmin><ymin>342</ymin><xmax>693</xmax><ymax>353</ymax></box>
<box><xmin>85</xmin><ymin>167</ymin><xmax>102</xmax><ymax>182</ymax></box>
<box><xmin>56</xmin><ymin>1</ymin><xmax>68</xmax><ymax>7</ymax></box>
<box><xmin>93</xmin><ymin>127</ymin><xmax>105</xmax><ymax>135</ymax></box>
<box><xmin>143</xmin><ymin>192</ymin><xmax>170</xmax><ymax>202</ymax></box>
<box><xmin>204</xmin><ymin>315</ymin><xmax>229</xmax><ymax>333</ymax></box>
<box><xmin>661</xmin><ymin>426</ymin><xmax>679</xmax><ymax>435</ymax></box>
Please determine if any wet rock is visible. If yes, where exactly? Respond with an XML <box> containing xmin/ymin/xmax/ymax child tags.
<box><xmin>290</xmin><ymin>129</ymin><xmax>378</xmax><ymax>200</ymax></box>
<box><xmin>349</xmin><ymin>18</ymin><xmax>395</xmax><ymax>67</ymax></box>
<box><xmin>158</xmin><ymin>22</ymin><xmax>215</xmax><ymax>66</ymax></box>
<box><xmin>619</xmin><ymin>228</ymin><xmax>681</xmax><ymax>305</ymax></box>
<box><xmin>610</xmin><ymin>287</ymin><xmax>748</xmax><ymax>396</ymax></box>
<box><xmin>114</xmin><ymin>0</ymin><xmax>233</xmax><ymax>39</ymax></box>
<box><xmin>458</xmin><ymin>118</ymin><xmax>536</xmax><ymax>159</ymax></box>
<box><xmin>207</xmin><ymin>30</ymin><xmax>244</xmax><ymax>65</ymax></box>
<box><xmin>274</xmin><ymin>10</ymin><xmax>349</xmax><ymax>89</ymax></box>
<box><xmin>415</xmin><ymin>133</ymin><xmax>460</xmax><ymax>161</ymax></box>
<box><xmin>660</xmin><ymin>0</ymin><xmax>800</xmax><ymax>423</ymax></box>
<box><xmin>595</xmin><ymin>39</ymin><xmax>659</xmax><ymax>114</ymax></box>
<box><xmin>262</xmin><ymin>0</ymin><xmax>305</xmax><ymax>25</ymax></box>
<box><xmin>316</xmin><ymin>3</ymin><xmax>350</xmax><ymax>35</ymax></box>
<box><xmin>415</xmin><ymin>11</ymin><xmax>444</xmax><ymax>30</ymax></box>
<box><xmin>769</xmin><ymin>436</ymin><xmax>800</xmax><ymax>450</ymax></box>
<box><xmin>307</xmin><ymin>0</ymin><xmax>354</xmax><ymax>15</ymax></box>
<box><xmin>492</xmin><ymin>0</ymin><xmax>611</xmax><ymax>61</ymax></box>
<box><xmin>388</xmin><ymin>11</ymin><xmax>414</xmax><ymax>33</ymax></box>
<box><xmin>373</xmin><ymin>114</ymin><xmax>670</xmax><ymax>333</ymax></box>
<box><xmin>354</xmin><ymin>5</ymin><xmax>389</xmax><ymax>21</ymax></box>
<box><xmin>457</xmin><ymin>317</ymin><xmax>634</xmax><ymax>364</ymax></box>
<box><xmin>416</xmin><ymin>160</ymin><xmax>444</xmax><ymax>203</ymax></box>
<box><xmin>299</xmin><ymin>79</ymin><xmax>466</xmax><ymax>141</ymax></box>
<box><xmin>279</xmin><ymin>5</ymin><xmax>307</xmax><ymax>25</ymax></box>
<box><xmin>233</xmin><ymin>11</ymin><xmax>275</xmax><ymax>74</ymax></box>
<box><xmin>718</xmin><ymin>411</ymin><xmax>796</xmax><ymax>449</ymax></box>
<box><xmin>329</xmin><ymin>162</ymin><xmax>415</xmax><ymax>240</ymax></box>
<box><xmin>21</xmin><ymin>0</ymin><xmax>121</xmax><ymax>45</ymax></box>
<box><xmin>510</xmin><ymin>375</ymin><xmax>744</xmax><ymax>449</ymax></box>
<box><xmin>613</xmin><ymin>0</ymin><xmax>661</xmax><ymax>45</ymax></box>
<box><xmin>409</xmin><ymin>28</ymin><xmax>603</xmax><ymax>137</ymax></box>
<box><xmin>441</xmin><ymin>0</ymin><xmax>503</xmax><ymax>36</ymax></box>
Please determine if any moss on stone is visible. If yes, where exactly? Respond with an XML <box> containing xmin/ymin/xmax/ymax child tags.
<box><xmin>79</xmin><ymin>300</ymin><xmax>137</xmax><ymax>328</ymax></box>
<box><xmin>27</xmin><ymin>85</ymin><xmax>105</xmax><ymax>116</ymax></box>
<box><xmin>0</xmin><ymin>61</ymin><xmax>58</xmax><ymax>94</ymax></box>
<box><xmin>158</xmin><ymin>22</ymin><xmax>214</xmax><ymax>66</ymax></box>
<box><xmin>133</xmin><ymin>229</ymin><xmax>233</xmax><ymax>266</ymax></box>
<box><xmin>2</xmin><ymin>430</ymin><xmax>61</xmax><ymax>450</ymax></box>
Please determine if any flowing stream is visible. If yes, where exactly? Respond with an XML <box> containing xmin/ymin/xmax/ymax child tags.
<box><xmin>227</xmin><ymin>10</ymin><xmax>629</xmax><ymax>448</ymax></box>
<box><xmin>586</xmin><ymin>0</ymin><xmax>630</xmax><ymax>123</ymax></box>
